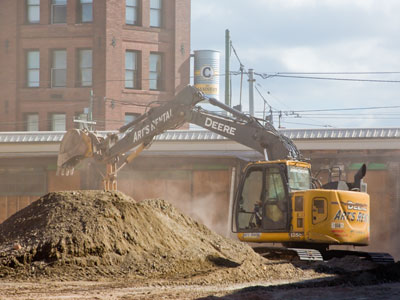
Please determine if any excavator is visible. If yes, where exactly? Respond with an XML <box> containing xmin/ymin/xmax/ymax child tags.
<box><xmin>57</xmin><ymin>85</ymin><xmax>393</xmax><ymax>263</ymax></box>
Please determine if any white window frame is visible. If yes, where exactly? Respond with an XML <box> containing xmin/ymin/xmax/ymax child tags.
<box><xmin>80</xmin><ymin>0</ymin><xmax>93</xmax><ymax>23</ymax></box>
<box><xmin>51</xmin><ymin>49</ymin><xmax>67</xmax><ymax>88</ymax></box>
<box><xmin>51</xmin><ymin>113</ymin><xmax>66</xmax><ymax>131</ymax></box>
<box><xmin>124</xmin><ymin>113</ymin><xmax>140</xmax><ymax>125</ymax></box>
<box><xmin>126</xmin><ymin>0</ymin><xmax>139</xmax><ymax>25</ymax></box>
<box><xmin>27</xmin><ymin>50</ymin><xmax>40</xmax><ymax>88</ymax></box>
<box><xmin>79</xmin><ymin>49</ymin><xmax>92</xmax><ymax>87</ymax></box>
<box><xmin>27</xmin><ymin>0</ymin><xmax>40</xmax><ymax>24</ymax></box>
<box><xmin>150</xmin><ymin>0</ymin><xmax>162</xmax><ymax>27</ymax></box>
<box><xmin>125</xmin><ymin>50</ymin><xmax>139</xmax><ymax>89</ymax></box>
<box><xmin>149</xmin><ymin>52</ymin><xmax>162</xmax><ymax>90</ymax></box>
<box><xmin>26</xmin><ymin>113</ymin><xmax>39</xmax><ymax>131</ymax></box>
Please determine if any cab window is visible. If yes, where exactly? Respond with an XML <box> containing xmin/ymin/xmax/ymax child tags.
<box><xmin>236</xmin><ymin>165</ymin><xmax>289</xmax><ymax>231</ymax></box>
<box><xmin>288</xmin><ymin>166</ymin><xmax>311</xmax><ymax>191</ymax></box>
<box><xmin>263</xmin><ymin>167</ymin><xmax>288</xmax><ymax>230</ymax></box>
<box><xmin>237</xmin><ymin>169</ymin><xmax>263</xmax><ymax>230</ymax></box>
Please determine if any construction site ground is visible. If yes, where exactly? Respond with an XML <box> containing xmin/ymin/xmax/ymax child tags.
<box><xmin>0</xmin><ymin>191</ymin><xmax>399</xmax><ymax>300</ymax></box>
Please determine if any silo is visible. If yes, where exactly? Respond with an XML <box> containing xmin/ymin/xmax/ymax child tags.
<box><xmin>194</xmin><ymin>50</ymin><xmax>220</xmax><ymax>100</ymax></box>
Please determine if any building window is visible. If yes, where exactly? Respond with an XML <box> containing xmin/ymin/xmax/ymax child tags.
<box><xmin>149</xmin><ymin>53</ymin><xmax>162</xmax><ymax>90</ymax></box>
<box><xmin>125</xmin><ymin>113</ymin><xmax>140</xmax><ymax>125</ymax></box>
<box><xmin>125</xmin><ymin>50</ymin><xmax>140</xmax><ymax>89</ymax></box>
<box><xmin>79</xmin><ymin>0</ymin><xmax>93</xmax><ymax>23</ymax></box>
<box><xmin>26</xmin><ymin>113</ymin><xmax>39</xmax><ymax>131</ymax></box>
<box><xmin>51</xmin><ymin>113</ymin><xmax>66</xmax><ymax>131</ymax></box>
<box><xmin>27</xmin><ymin>0</ymin><xmax>40</xmax><ymax>24</ymax></box>
<box><xmin>26</xmin><ymin>50</ymin><xmax>40</xmax><ymax>87</ymax></box>
<box><xmin>150</xmin><ymin>0</ymin><xmax>162</xmax><ymax>27</ymax></box>
<box><xmin>52</xmin><ymin>0</ymin><xmax>67</xmax><ymax>24</ymax></box>
<box><xmin>78</xmin><ymin>49</ymin><xmax>92</xmax><ymax>86</ymax></box>
<box><xmin>51</xmin><ymin>50</ymin><xmax>67</xmax><ymax>87</ymax></box>
<box><xmin>126</xmin><ymin>0</ymin><xmax>139</xmax><ymax>25</ymax></box>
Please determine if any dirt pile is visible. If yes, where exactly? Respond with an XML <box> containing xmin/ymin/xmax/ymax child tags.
<box><xmin>0</xmin><ymin>191</ymin><xmax>318</xmax><ymax>283</ymax></box>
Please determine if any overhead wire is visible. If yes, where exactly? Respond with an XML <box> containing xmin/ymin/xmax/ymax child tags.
<box><xmin>255</xmin><ymin>72</ymin><xmax>400</xmax><ymax>83</ymax></box>
<box><xmin>274</xmin><ymin>71</ymin><xmax>400</xmax><ymax>75</ymax></box>
<box><xmin>255</xmin><ymin>83</ymin><xmax>291</xmax><ymax>111</ymax></box>
<box><xmin>283</xmin><ymin>105</ymin><xmax>400</xmax><ymax>113</ymax></box>
<box><xmin>281</xmin><ymin>120</ymin><xmax>336</xmax><ymax>127</ymax></box>
<box><xmin>8</xmin><ymin>70</ymin><xmax>400</xmax><ymax>85</ymax></box>
<box><xmin>230</xmin><ymin>41</ymin><xmax>246</xmax><ymax>109</ymax></box>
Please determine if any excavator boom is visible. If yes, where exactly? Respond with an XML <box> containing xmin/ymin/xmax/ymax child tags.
<box><xmin>57</xmin><ymin>86</ymin><xmax>301</xmax><ymax>176</ymax></box>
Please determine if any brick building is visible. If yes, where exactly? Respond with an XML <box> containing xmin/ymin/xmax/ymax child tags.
<box><xmin>0</xmin><ymin>0</ymin><xmax>191</xmax><ymax>131</ymax></box>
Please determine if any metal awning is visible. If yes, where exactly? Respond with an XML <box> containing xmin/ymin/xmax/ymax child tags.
<box><xmin>1</xmin><ymin>128</ymin><xmax>400</xmax><ymax>158</ymax></box>
<box><xmin>1</xmin><ymin>127</ymin><xmax>400</xmax><ymax>143</ymax></box>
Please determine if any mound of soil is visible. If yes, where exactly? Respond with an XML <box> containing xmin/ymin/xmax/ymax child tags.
<box><xmin>0</xmin><ymin>191</ymin><xmax>318</xmax><ymax>283</ymax></box>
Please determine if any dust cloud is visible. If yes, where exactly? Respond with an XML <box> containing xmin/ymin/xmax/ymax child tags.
<box><xmin>118</xmin><ymin>168</ymin><xmax>234</xmax><ymax>238</ymax></box>
<box><xmin>156</xmin><ymin>180</ymin><xmax>231</xmax><ymax>238</ymax></box>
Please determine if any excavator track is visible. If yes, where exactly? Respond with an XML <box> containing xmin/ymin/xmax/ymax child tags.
<box><xmin>253</xmin><ymin>246</ymin><xmax>395</xmax><ymax>264</ymax></box>
<box><xmin>323</xmin><ymin>249</ymin><xmax>395</xmax><ymax>264</ymax></box>
<box><xmin>252</xmin><ymin>246</ymin><xmax>323</xmax><ymax>261</ymax></box>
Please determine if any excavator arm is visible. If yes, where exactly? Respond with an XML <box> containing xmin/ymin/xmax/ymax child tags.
<box><xmin>57</xmin><ymin>86</ymin><xmax>302</xmax><ymax>187</ymax></box>
<box><xmin>188</xmin><ymin>103</ymin><xmax>300</xmax><ymax>161</ymax></box>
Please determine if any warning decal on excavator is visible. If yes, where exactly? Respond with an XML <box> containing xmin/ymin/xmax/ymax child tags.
<box><xmin>331</xmin><ymin>222</ymin><xmax>344</xmax><ymax>229</ymax></box>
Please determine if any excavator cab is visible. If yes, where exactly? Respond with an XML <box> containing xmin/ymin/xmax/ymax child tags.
<box><xmin>235</xmin><ymin>161</ymin><xmax>373</xmax><ymax>255</ymax></box>
<box><xmin>236</xmin><ymin>160</ymin><xmax>311</xmax><ymax>233</ymax></box>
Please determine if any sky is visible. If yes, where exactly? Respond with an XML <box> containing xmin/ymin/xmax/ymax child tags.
<box><xmin>190</xmin><ymin>0</ymin><xmax>400</xmax><ymax>129</ymax></box>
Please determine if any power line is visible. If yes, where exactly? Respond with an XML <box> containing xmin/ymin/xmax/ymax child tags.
<box><xmin>230</xmin><ymin>43</ymin><xmax>245</xmax><ymax>69</ymax></box>
<box><xmin>256</xmin><ymin>73</ymin><xmax>400</xmax><ymax>83</ymax></box>
<box><xmin>282</xmin><ymin>105</ymin><xmax>400</xmax><ymax>113</ymax></box>
<box><xmin>281</xmin><ymin>120</ymin><xmax>335</xmax><ymax>128</ymax></box>
<box><xmin>295</xmin><ymin>112</ymin><xmax>400</xmax><ymax>116</ymax></box>
<box><xmin>286</xmin><ymin>115</ymin><xmax>400</xmax><ymax>120</ymax></box>
<box><xmin>255</xmin><ymin>83</ymin><xmax>292</xmax><ymax>111</ymax></box>
<box><xmin>275</xmin><ymin>71</ymin><xmax>400</xmax><ymax>75</ymax></box>
<box><xmin>7</xmin><ymin>70</ymin><xmax>400</xmax><ymax>85</ymax></box>
<box><xmin>254</xmin><ymin>85</ymin><xmax>275</xmax><ymax>110</ymax></box>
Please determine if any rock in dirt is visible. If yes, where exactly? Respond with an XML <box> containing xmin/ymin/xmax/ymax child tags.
<box><xmin>0</xmin><ymin>191</ymin><xmax>317</xmax><ymax>283</ymax></box>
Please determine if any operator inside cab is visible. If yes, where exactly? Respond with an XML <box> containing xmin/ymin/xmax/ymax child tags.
<box><xmin>263</xmin><ymin>167</ymin><xmax>286</xmax><ymax>229</ymax></box>
<box><xmin>238</xmin><ymin>166</ymin><xmax>287</xmax><ymax>231</ymax></box>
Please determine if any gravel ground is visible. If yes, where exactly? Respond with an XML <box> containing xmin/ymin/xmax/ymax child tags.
<box><xmin>1</xmin><ymin>280</ymin><xmax>400</xmax><ymax>300</ymax></box>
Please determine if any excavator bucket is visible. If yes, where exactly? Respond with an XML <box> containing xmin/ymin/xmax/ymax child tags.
<box><xmin>57</xmin><ymin>129</ymin><xmax>94</xmax><ymax>176</ymax></box>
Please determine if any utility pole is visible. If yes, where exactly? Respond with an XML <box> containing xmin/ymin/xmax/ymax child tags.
<box><xmin>225</xmin><ymin>29</ymin><xmax>230</xmax><ymax>107</ymax></box>
<box><xmin>248</xmin><ymin>68</ymin><xmax>255</xmax><ymax>116</ymax></box>
<box><xmin>89</xmin><ymin>89</ymin><xmax>94</xmax><ymax>130</ymax></box>
<box><xmin>73</xmin><ymin>90</ymin><xmax>96</xmax><ymax>130</ymax></box>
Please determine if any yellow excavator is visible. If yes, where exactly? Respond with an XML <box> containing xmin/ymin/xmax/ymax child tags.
<box><xmin>57</xmin><ymin>85</ymin><xmax>393</xmax><ymax>262</ymax></box>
